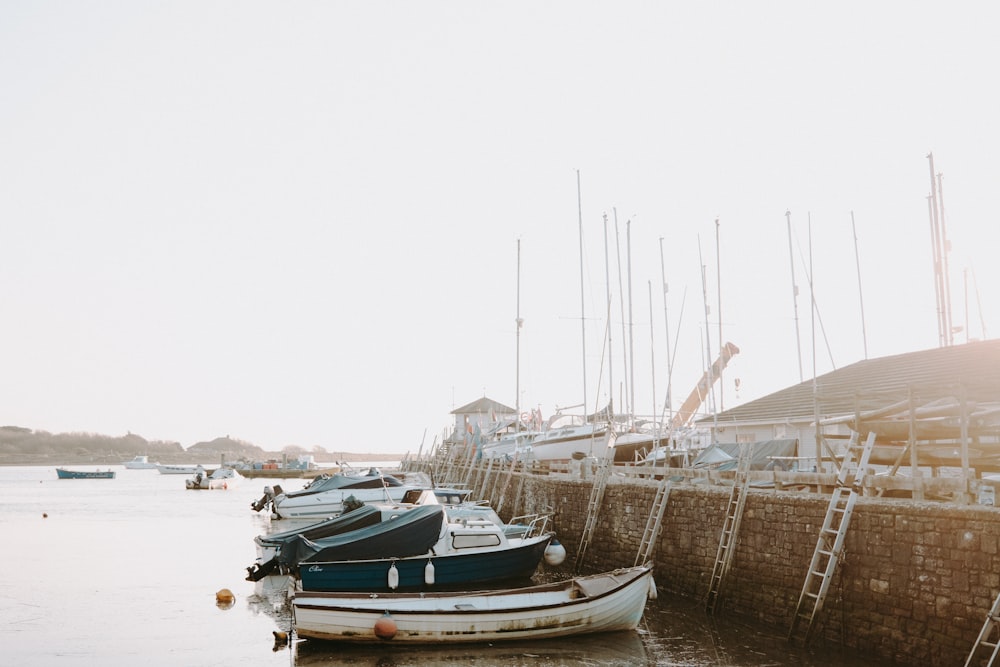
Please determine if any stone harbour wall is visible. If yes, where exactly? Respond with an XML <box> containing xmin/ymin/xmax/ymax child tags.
<box><xmin>504</xmin><ymin>472</ymin><xmax>1000</xmax><ymax>666</ymax></box>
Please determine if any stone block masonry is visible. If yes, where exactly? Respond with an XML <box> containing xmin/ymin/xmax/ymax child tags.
<box><xmin>504</xmin><ymin>472</ymin><xmax>1000</xmax><ymax>666</ymax></box>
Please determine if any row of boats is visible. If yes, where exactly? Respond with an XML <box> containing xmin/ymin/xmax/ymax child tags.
<box><xmin>245</xmin><ymin>467</ymin><xmax>656</xmax><ymax>645</ymax></box>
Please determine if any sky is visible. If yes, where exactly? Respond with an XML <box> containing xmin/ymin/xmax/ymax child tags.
<box><xmin>1</xmin><ymin>2</ymin><xmax>998</xmax><ymax>454</ymax></box>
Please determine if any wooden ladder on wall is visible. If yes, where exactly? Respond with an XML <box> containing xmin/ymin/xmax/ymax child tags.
<box><xmin>965</xmin><ymin>590</ymin><xmax>1000</xmax><ymax>667</ymax></box>
<box><xmin>705</xmin><ymin>443</ymin><xmax>754</xmax><ymax>614</ymax></box>
<box><xmin>787</xmin><ymin>431</ymin><xmax>877</xmax><ymax>645</ymax></box>
<box><xmin>634</xmin><ymin>475</ymin><xmax>674</xmax><ymax>567</ymax></box>
<box><xmin>574</xmin><ymin>456</ymin><xmax>613</xmax><ymax>571</ymax></box>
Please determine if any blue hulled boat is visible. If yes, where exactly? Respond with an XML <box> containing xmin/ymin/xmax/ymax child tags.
<box><xmin>56</xmin><ymin>468</ymin><xmax>116</xmax><ymax>479</ymax></box>
<box><xmin>298</xmin><ymin>517</ymin><xmax>554</xmax><ymax>592</ymax></box>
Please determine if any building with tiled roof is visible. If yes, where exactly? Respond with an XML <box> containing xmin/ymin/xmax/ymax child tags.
<box><xmin>697</xmin><ymin>339</ymin><xmax>1000</xmax><ymax>470</ymax></box>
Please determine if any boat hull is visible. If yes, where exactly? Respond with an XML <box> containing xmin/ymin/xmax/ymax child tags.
<box><xmin>156</xmin><ymin>464</ymin><xmax>203</xmax><ymax>475</ymax></box>
<box><xmin>293</xmin><ymin>564</ymin><xmax>653</xmax><ymax>643</ymax></box>
<box><xmin>272</xmin><ymin>486</ymin><xmax>415</xmax><ymax>519</ymax></box>
<box><xmin>55</xmin><ymin>468</ymin><xmax>115</xmax><ymax>479</ymax></box>
<box><xmin>527</xmin><ymin>426</ymin><xmax>613</xmax><ymax>463</ymax></box>
<box><xmin>298</xmin><ymin>533</ymin><xmax>552</xmax><ymax>592</ymax></box>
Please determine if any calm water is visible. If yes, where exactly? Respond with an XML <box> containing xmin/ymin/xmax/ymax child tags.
<box><xmin>0</xmin><ymin>465</ymin><xmax>893</xmax><ymax>666</ymax></box>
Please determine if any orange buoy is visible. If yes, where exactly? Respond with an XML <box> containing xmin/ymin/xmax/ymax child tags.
<box><xmin>215</xmin><ymin>588</ymin><xmax>236</xmax><ymax>609</ymax></box>
<box><xmin>374</xmin><ymin>611</ymin><xmax>397</xmax><ymax>640</ymax></box>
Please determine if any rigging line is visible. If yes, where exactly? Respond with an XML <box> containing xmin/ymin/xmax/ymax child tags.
<box><xmin>968</xmin><ymin>262</ymin><xmax>989</xmax><ymax>339</ymax></box>
<box><xmin>791</xmin><ymin>217</ymin><xmax>837</xmax><ymax>370</ymax></box>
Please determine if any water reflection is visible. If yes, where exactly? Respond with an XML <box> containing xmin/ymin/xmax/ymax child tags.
<box><xmin>292</xmin><ymin>631</ymin><xmax>649</xmax><ymax>666</ymax></box>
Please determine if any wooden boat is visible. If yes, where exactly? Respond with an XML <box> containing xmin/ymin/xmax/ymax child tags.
<box><xmin>292</xmin><ymin>564</ymin><xmax>654</xmax><ymax>644</ymax></box>
<box><xmin>55</xmin><ymin>468</ymin><xmax>116</xmax><ymax>479</ymax></box>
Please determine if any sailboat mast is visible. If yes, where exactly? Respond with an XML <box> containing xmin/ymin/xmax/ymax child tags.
<box><xmin>627</xmin><ymin>219</ymin><xmax>635</xmax><ymax>431</ymax></box>
<box><xmin>936</xmin><ymin>171</ymin><xmax>954</xmax><ymax>345</ymax></box>
<box><xmin>658</xmin><ymin>237</ymin><xmax>673</xmax><ymax>435</ymax></box>
<box><xmin>515</xmin><ymin>238</ymin><xmax>522</xmax><ymax>434</ymax></box>
<box><xmin>648</xmin><ymin>280</ymin><xmax>657</xmax><ymax>448</ymax></box>
<box><xmin>576</xmin><ymin>170</ymin><xmax>588</xmax><ymax>417</ymax></box>
<box><xmin>714</xmin><ymin>217</ymin><xmax>724</xmax><ymax>411</ymax></box>
<box><xmin>851</xmin><ymin>211</ymin><xmax>869</xmax><ymax>359</ymax></box>
<box><xmin>613</xmin><ymin>210</ymin><xmax>629</xmax><ymax>420</ymax></box>
<box><xmin>926</xmin><ymin>152</ymin><xmax>948</xmax><ymax>347</ymax></box>
<box><xmin>603</xmin><ymin>213</ymin><xmax>614</xmax><ymax>422</ymax></box>
<box><xmin>698</xmin><ymin>235</ymin><xmax>716</xmax><ymax>438</ymax></box>
<box><xmin>786</xmin><ymin>210</ymin><xmax>804</xmax><ymax>383</ymax></box>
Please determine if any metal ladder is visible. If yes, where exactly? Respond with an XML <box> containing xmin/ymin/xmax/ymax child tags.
<box><xmin>788</xmin><ymin>431</ymin><xmax>877</xmax><ymax>645</ymax></box>
<box><xmin>635</xmin><ymin>475</ymin><xmax>674</xmax><ymax>567</ymax></box>
<box><xmin>965</xmin><ymin>590</ymin><xmax>1000</xmax><ymax>667</ymax></box>
<box><xmin>705</xmin><ymin>443</ymin><xmax>754</xmax><ymax>614</ymax></box>
<box><xmin>574</xmin><ymin>457</ymin><xmax>613</xmax><ymax>571</ymax></box>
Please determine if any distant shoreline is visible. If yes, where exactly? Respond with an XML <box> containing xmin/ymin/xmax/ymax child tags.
<box><xmin>0</xmin><ymin>452</ymin><xmax>405</xmax><ymax>466</ymax></box>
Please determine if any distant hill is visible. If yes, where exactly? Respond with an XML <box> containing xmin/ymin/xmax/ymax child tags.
<box><xmin>0</xmin><ymin>426</ymin><xmax>403</xmax><ymax>465</ymax></box>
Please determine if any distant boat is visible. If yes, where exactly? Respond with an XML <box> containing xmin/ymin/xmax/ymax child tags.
<box><xmin>122</xmin><ymin>455</ymin><xmax>159</xmax><ymax>469</ymax></box>
<box><xmin>185</xmin><ymin>466</ymin><xmax>241</xmax><ymax>490</ymax></box>
<box><xmin>156</xmin><ymin>464</ymin><xmax>203</xmax><ymax>475</ymax></box>
<box><xmin>56</xmin><ymin>468</ymin><xmax>115</xmax><ymax>479</ymax></box>
<box><xmin>292</xmin><ymin>563</ymin><xmax>654</xmax><ymax>644</ymax></box>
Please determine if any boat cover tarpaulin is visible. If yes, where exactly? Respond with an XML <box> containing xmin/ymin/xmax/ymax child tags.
<box><xmin>286</xmin><ymin>469</ymin><xmax>406</xmax><ymax>498</ymax></box>
<box><xmin>692</xmin><ymin>439</ymin><xmax>798</xmax><ymax>470</ymax></box>
<box><xmin>257</xmin><ymin>505</ymin><xmax>382</xmax><ymax>548</ymax></box>
<box><xmin>293</xmin><ymin>505</ymin><xmax>444</xmax><ymax>566</ymax></box>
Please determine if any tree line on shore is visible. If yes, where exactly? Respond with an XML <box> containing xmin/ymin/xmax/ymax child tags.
<box><xmin>0</xmin><ymin>426</ymin><xmax>401</xmax><ymax>465</ymax></box>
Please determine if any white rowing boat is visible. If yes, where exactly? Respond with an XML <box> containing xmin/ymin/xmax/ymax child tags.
<box><xmin>292</xmin><ymin>564</ymin><xmax>654</xmax><ymax>644</ymax></box>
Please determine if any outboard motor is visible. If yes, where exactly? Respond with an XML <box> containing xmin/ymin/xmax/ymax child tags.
<box><xmin>250</xmin><ymin>485</ymin><xmax>275</xmax><ymax>513</ymax></box>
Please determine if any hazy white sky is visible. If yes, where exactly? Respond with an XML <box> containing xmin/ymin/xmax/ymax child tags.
<box><xmin>2</xmin><ymin>2</ymin><xmax>998</xmax><ymax>454</ymax></box>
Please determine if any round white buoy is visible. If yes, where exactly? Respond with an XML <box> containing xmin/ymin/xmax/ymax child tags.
<box><xmin>374</xmin><ymin>612</ymin><xmax>397</xmax><ymax>640</ymax></box>
<box><xmin>544</xmin><ymin>538</ymin><xmax>566</xmax><ymax>566</ymax></box>
<box><xmin>424</xmin><ymin>559</ymin><xmax>435</xmax><ymax>585</ymax></box>
<box><xmin>387</xmin><ymin>562</ymin><xmax>399</xmax><ymax>590</ymax></box>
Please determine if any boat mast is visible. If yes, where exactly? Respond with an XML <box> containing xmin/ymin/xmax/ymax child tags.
<box><xmin>515</xmin><ymin>238</ymin><xmax>523</xmax><ymax>435</ymax></box>
<box><xmin>937</xmin><ymin>171</ymin><xmax>954</xmax><ymax>345</ymax></box>
<box><xmin>714</xmin><ymin>217</ymin><xmax>724</xmax><ymax>411</ymax></box>
<box><xmin>658</xmin><ymin>237</ymin><xmax>673</xmax><ymax>442</ymax></box>
<box><xmin>698</xmin><ymin>235</ymin><xmax>717</xmax><ymax>439</ymax></box>
<box><xmin>851</xmin><ymin>211</ymin><xmax>869</xmax><ymax>359</ymax></box>
<box><xmin>786</xmin><ymin>210</ymin><xmax>804</xmax><ymax>383</ymax></box>
<box><xmin>648</xmin><ymin>280</ymin><xmax>657</xmax><ymax>449</ymax></box>
<box><xmin>576</xmin><ymin>170</ymin><xmax>588</xmax><ymax>419</ymax></box>
<box><xmin>627</xmin><ymin>219</ymin><xmax>636</xmax><ymax>431</ymax></box>
<box><xmin>603</xmin><ymin>213</ymin><xmax>614</xmax><ymax>425</ymax></box>
<box><xmin>613</xmin><ymin>210</ymin><xmax>630</xmax><ymax>422</ymax></box>
<box><xmin>926</xmin><ymin>152</ymin><xmax>953</xmax><ymax>347</ymax></box>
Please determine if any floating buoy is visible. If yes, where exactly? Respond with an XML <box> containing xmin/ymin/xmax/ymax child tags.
<box><xmin>374</xmin><ymin>611</ymin><xmax>397</xmax><ymax>640</ymax></box>
<box><xmin>215</xmin><ymin>588</ymin><xmax>236</xmax><ymax>609</ymax></box>
<box><xmin>544</xmin><ymin>538</ymin><xmax>566</xmax><ymax>566</ymax></box>
<box><xmin>42</xmin><ymin>513</ymin><xmax>48</xmax><ymax>518</ymax></box>
<box><xmin>387</xmin><ymin>562</ymin><xmax>399</xmax><ymax>590</ymax></box>
<box><xmin>424</xmin><ymin>559</ymin><xmax>435</xmax><ymax>585</ymax></box>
